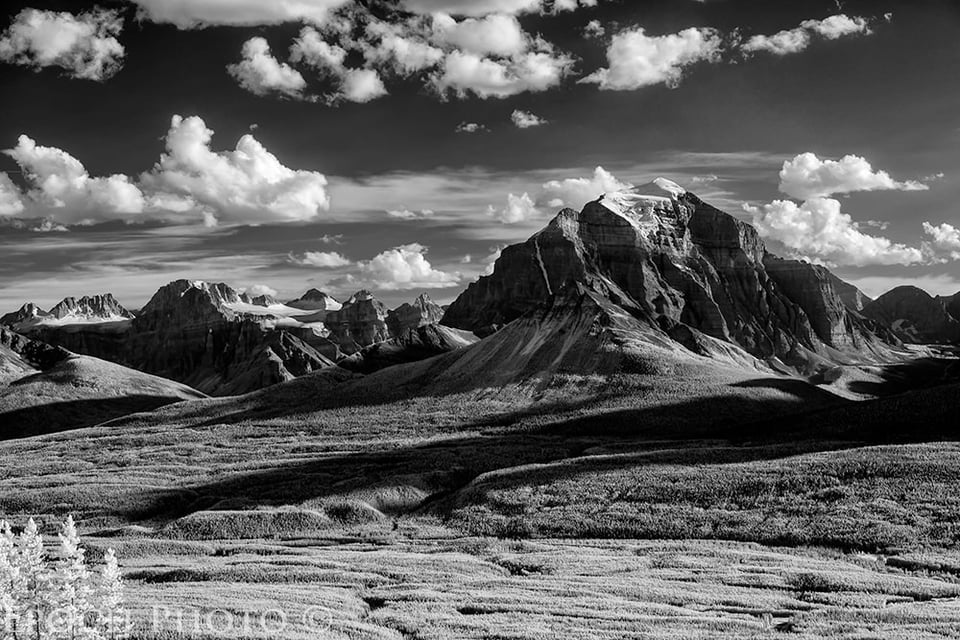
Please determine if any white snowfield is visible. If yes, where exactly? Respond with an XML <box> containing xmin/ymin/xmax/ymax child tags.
<box><xmin>598</xmin><ymin>178</ymin><xmax>690</xmax><ymax>228</ymax></box>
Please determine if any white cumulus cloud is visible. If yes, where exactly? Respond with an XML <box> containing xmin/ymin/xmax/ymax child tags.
<box><xmin>583</xmin><ymin>19</ymin><xmax>605</xmax><ymax>39</ymax></box>
<box><xmin>246</xmin><ymin>284</ymin><xmax>279</xmax><ymax>298</ymax></box>
<box><xmin>747</xmin><ymin>198</ymin><xmax>924</xmax><ymax>267</ymax></box>
<box><xmin>339</xmin><ymin>68</ymin><xmax>388</xmax><ymax>103</ymax></box>
<box><xmin>0</xmin><ymin>8</ymin><xmax>125</xmax><ymax>81</ymax></box>
<box><xmin>140</xmin><ymin>115</ymin><xmax>330</xmax><ymax>224</ymax></box>
<box><xmin>290</xmin><ymin>27</ymin><xmax>348</xmax><ymax>75</ymax></box>
<box><xmin>779</xmin><ymin>153</ymin><xmax>928</xmax><ymax>200</ymax></box>
<box><xmin>228</xmin><ymin>37</ymin><xmax>309</xmax><ymax>100</ymax></box>
<box><xmin>741</xmin><ymin>28</ymin><xmax>811</xmax><ymax>56</ymax></box>
<box><xmin>488</xmin><ymin>192</ymin><xmax>538</xmax><ymax>224</ymax></box>
<box><xmin>923</xmin><ymin>222</ymin><xmax>960</xmax><ymax>260</ymax></box>
<box><xmin>541</xmin><ymin>166</ymin><xmax>633</xmax><ymax>209</ymax></box>
<box><xmin>400</xmin><ymin>0</ymin><xmax>541</xmax><ymax>16</ymax></box>
<box><xmin>742</xmin><ymin>14</ymin><xmax>871</xmax><ymax>56</ymax></box>
<box><xmin>289</xmin><ymin>251</ymin><xmax>353</xmax><ymax>268</ymax></box>
<box><xmin>126</xmin><ymin>0</ymin><xmax>350</xmax><ymax>28</ymax></box>
<box><xmin>580</xmin><ymin>26</ymin><xmax>722</xmax><ymax>90</ymax></box>
<box><xmin>433</xmin><ymin>49</ymin><xmax>573</xmax><ymax>98</ymax></box>
<box><xmin>0</xmin><ymin>174</ymin><xmax>25</xmax><ymax>216</ymax></box>
<box><xmin>431</xmin><ymin>13</ymin><xmax>527</xmax><ymax>57</ymax></box>
<box><xmin>3</xmin><ymin>135</ymin><xmax>145</xmax><ymax>222</ymax></box>
<box><xmin>455</xmin><ymin>122</ymin><xmax>488</xmax><ymax>133</ymax></box>
<box><xmin>357</xmin><ymin>243</ymin><xmax>460</xmax><ymax>290</ymax></box>
<box><xmin>511</xmin><ymin>109</ymin><xmax>547</xmax><ymax>128</ymax></box>
<box><xmin>802</xmin><ymin>14</ymin><xmax>870</xmax><ymax>39</ymax></box>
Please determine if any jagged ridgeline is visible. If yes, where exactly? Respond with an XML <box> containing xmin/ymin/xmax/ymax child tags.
<box><xmin>2</xmin><ymin>282</ymin><xmax>463</xmax><ymax>396</ymax></box>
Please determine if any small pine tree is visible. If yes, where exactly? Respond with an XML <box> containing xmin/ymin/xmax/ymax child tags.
<box><xmin>97</xmin><ymin>552</ymin><xmax>124</xmax><ymax>640</ymax></box>
<box><xmin>0</xmin><ymin>519</ymin><xmax>124</xmax><ymax>640</ymax></box>
<box><xmin>54</xmin><ymin>518</ymin><xmax>94</xmax><ymax>640</ymax></box>
<box><xmin>16</xmin><ymin>519</ymin><xmax>50</xmax><ymax>640</ymax></box>
<box><xmin>0</xmin><ymin>520</ymin><xmax>19</xmax><ymax>640</ymax></box>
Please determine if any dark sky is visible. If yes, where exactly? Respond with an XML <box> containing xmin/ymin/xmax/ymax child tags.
<box><xmin>1</xmin><ymin>0</ymin><xmax>958</xmax><ymax>310</ymax></box>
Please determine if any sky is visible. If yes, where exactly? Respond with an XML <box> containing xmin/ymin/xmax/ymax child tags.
<box><xmin>0</xmin><ymin>0</ymin><xmax>958</xmax><ymax>311</ymax></box>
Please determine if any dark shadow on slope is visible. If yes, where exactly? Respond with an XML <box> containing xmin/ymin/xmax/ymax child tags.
<box><xmin>0</xmin><ymin>396</ymin><xmax>194</xmax><ymax>439</ymax></box>
<box><xmin>121</xmin><ymin>373</ymin><xmax>960</xmax><ymax>532</ymax></box>
<box><xmin>124</xmin><ymin>389</ymin><xmax>868</xmax><ymax>523</ymax></box>
<box><xmin>843</xmin><ymin>357</ymin><xmax>960</xmax><ymax>397</ymax></box>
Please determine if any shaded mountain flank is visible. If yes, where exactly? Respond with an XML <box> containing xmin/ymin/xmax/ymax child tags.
<box><xmin>862</xmin><ymin>286</ymin><xmax>960</xmax><ymax>344</ymax></box>
<box><xmin>0</xmin><ymin>327</ymin><xmax>205</xmax><ymax>437</ymax></box>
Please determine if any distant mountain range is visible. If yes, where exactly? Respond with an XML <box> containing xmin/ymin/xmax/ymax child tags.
<box><xmin>3</xmin><ymin>178</ymin><xmax>959</xmax><ymax>397</ymax></box>
<box><xmin>1</xmin><ymin>281</ymin><xmax>461</xmax><ymax>395</ymax></box>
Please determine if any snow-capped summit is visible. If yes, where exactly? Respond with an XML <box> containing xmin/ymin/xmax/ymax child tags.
<box><xmin>597</xmin><ymin>177</ymin><xmax>690</xmax><ymax>222</ymax></box>
<box><xmin>1</xmin><ymin>294</ymin><xmax>134</xmax><ymax>331</ymax></box>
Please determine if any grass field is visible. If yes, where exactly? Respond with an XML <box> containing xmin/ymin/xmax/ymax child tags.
<box><xmin>3</xmin><ymin>349</ymin><xmax>960</xmax><ymax>638</ymax></box>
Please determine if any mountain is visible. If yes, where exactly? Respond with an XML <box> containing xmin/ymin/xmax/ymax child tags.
<box><xmin>0</xmin><ymin>302</ymin><xmax>46</xmax><ymax>329</ymax></box>
<box><xmin>387</xmin><ymin>293</ymin><xmax>445</xmax><ymax>336</ymax></box>
<box><xmin>6</xmin><ymin>283</ymin><xmax>471</xmax><ymax>395</ymax></box>
<box><xmin>286</xmin><ymin>288</ymin><xmax>342</xmax><ymax>312</ymax></box>
<box><xmin>0</xmin><ymin>327</ymin><xmax>204</xmax><ymax>437</ymax></box>
<box><xmin>0</xmin><ymin>294</ymin><xmax>133</xmax><ymax>332</ymax></box>
<box><xmin>938</xmin><ymin>291</ymin><xmax>960</xmax><ymax>324</ymax></box>
<box><xmin>323</xmin><ymin>290</ymin><xmax>390</xmax><ymax>354</ymax></box>
<box><xmin>863</xmin><ymin>286</ymin><xmax>960</xmax><ymax>344</ymax></box>
<box><xmin>443</xmin><ymin>179</ymin><xmax>896</xmax><ymax>372</ymax></box>
<box><xmin>16</xmin><ymin>280</ymin><xmax>337</xmax><ymax>396</ymax></box>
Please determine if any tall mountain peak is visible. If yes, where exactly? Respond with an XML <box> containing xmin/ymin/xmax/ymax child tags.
<box><xmin>443</xmin><ymin>187</ymin><xmax>893</xmax><ymax>369</ymax></box>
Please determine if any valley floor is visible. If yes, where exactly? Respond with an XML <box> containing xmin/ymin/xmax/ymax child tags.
<box><xmin>3</xmin><ymin>356</ymin><xmax>960</xmax><ymax>639</ymax></box>
<box><xmin>95</xmin><ymin>532</ymin><xmax>960</xmax><ymax>640</ymax></box>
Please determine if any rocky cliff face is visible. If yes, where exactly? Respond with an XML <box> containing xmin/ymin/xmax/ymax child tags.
<box><xmin>387</xmin><ymin>293</ymin><xmax>444</xmax><ymax>336</ymax></box>
<box><xmin>863</xmin><ymin>286</ymin><xmax>960</xmax><ymax>344</ymax></box>
<box><xmin>443</xmin><ymin>180</ymin><xmax>897</xmax><ymax>369</ymax></box>
<box><xmin>324</xmin><ymin>291</ymin><xmax>390</xmax><ymax>354</ymax></box>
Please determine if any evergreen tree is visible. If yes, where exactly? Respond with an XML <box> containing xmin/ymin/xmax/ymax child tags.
<box><xmin>54</xmin><ymin>518</ymin><xmax>93</xmax><ymax>640</ymax></box>
<box><xmin>96</xmin><ymin>552</ymin><xmax>124</xmax><ymax>640</ymax></box>
<box><xmin>0</xmin><ymin>521</ymin><xmax>19</xmax><ymax>640</ymax></box>
<box><xmin>16</xmin><ymin>519</ymin><xmax>49</xmax><ymax>640</ymax></box>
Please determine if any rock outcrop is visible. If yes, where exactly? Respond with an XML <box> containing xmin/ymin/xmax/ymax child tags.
<box><xmin>443</xmin><ymin>179</ymin><xmax>898</xmax><ymax>370</ymax></box>
<box><xmin>324</xmin><ymin>291</ymin><xmax>390</xmax><ymax>354</ymax></box>
<box><xmin>387</xmin><ymin>293</ymin><xmax>444</xmax><ymax>336</ymax></box>
<box><xmin>863</xmin><ymin>286</ymin><xmax>960</xmax><ymax>344</ymax></box>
